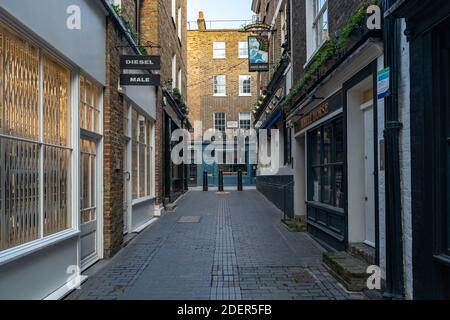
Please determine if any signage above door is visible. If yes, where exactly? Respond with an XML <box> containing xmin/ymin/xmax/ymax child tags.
<box><xmin>120</xmin><ymin>74</ymin><xmax>161</xmax><ymax>86</ymax></box>
<box><xmin>120</xmin><ymin>55</ymin><xmax>161</xmax><ymax>70</ymax></box>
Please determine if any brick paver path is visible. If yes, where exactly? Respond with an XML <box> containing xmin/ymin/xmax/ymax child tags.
<box><xmin>67</xmin><ymin>191</ymin><xmax>365</xmax><ymax>300</ymax></box>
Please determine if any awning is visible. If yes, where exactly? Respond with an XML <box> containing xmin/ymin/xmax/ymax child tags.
<box><xmin>262</xmin><ymin>110</ymin><xmax>283</xmax><ymax>129</ymax></box>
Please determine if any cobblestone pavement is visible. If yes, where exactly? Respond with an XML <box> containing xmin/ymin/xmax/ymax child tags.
<box><xmin>67</xmin><ymin>190</ymin><xmax>365</xmax><ymax>300</ymax></box>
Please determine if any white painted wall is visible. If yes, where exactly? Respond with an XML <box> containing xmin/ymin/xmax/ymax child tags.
<box><xmin>377</xmin><ymin>56</ymin><xmax>387</xmax><ymax>280</ymax></box>
<box><xmin>398</xmin><ymin>19</ymin><xmax>413</xmax><ymax>300</ymax></box>
<box><xmin>347</xmin><ymin>86</ymin><xmax>366</xmax><ymax>243</ymax></box>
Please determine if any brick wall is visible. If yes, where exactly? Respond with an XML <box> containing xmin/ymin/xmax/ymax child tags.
<box><xmin>140</xmin><ymin>0</ymin><xmax>187</xmax><ymax>204</ymax></box>
<box><xmin>291</xmin><ymin>0</ymin><xmax>307</xmax><ymax>85</ymax></box>
<box><xmin>187</xmin><ymin>29</ymin><xmax>257</xmax><ymax>134</ymax></box>
<box><xmin>103</xmin><ymin>16</ymin><xmax>126</xmax><ymax>258</ymax></box>
<box><xmin>328</xmin><ymin>0</ymin><xmax>363</xmax><ymax>35</ymax></box>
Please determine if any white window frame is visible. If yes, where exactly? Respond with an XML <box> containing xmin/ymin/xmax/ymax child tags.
<box><xmin>238</xmin><ymin>41</ymin><xmax>248</xmax><ymax>58</ymax></box>
<box><xmin>239</xmin><ymin>112</ymin><xmax>252</xmax><ymax>130</ymax></box>
<box><xmin>213</xmin><ymin>41</ymin><xmax>226</xmax><ymax>59</ymax></box>
<box><xmin>213</xmin><ymin>75</ymin><xmax>226</xmax><ymax>96</ymax></box>
<box><xmin>171</xmin><ymin>54</ymin><xmax>177</xmax><ymax>89</ymax></box>
<box><xmin>239</xmin><ymin>75</ymin><xmax>252</xmax><ymax>96</ymax></box>
<box><xmin>178</xmin><ymin>69</ymin><xmax>182</xmax><ymax>93</ymax></box>
<box><xmin>213</xmin><ymin>112</ymin><xmax>226</xmax><ymax>132</ymax></box>
<box><xmin>0</xmin><ymin>23</ymin><xmax>103</xmax><ymax>263</ymax></box>
<box><xmin>171</xmin><ymin>0</ymin><xmax>176</xmax><ymax>22</ymax></box>
<box><xmin>306</xmin><ymin>0</ymin><xmax>329</xmax><ymax>61</ymax></box>
<box><xmin>178</xmin><ymin>7</ymin><xmax>182</xmax><ymax>40</ymax></box>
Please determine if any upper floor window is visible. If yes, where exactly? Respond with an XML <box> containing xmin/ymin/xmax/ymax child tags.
<box><xmin>239</xmin><ymin>75</ymin><xmax>252</xmax><ymax>96</ymax></box>
<box><xmin>313</xmin><ymin>0</ymin><xmax>329</xmax><ymax>50</ymax></box>
<box><xmin>171</xmin><ymin>54</ymin><xmax>177</xmax><ymax>89</ymax></box>
<box><xmin>214</xmin><ymin>112</ymin><xmax>226</xmax><ymax>132</ymax></box>
<box><xmin>239</xmin><ymin>112</ymin><xmax>252</xmax><ymax>130</ymax></box>
<box><xmin>213</xmin><ymin>41</ymin><xmax>226</xmax><ymax>59</ymax></box>
<box><xmin>213</xmin><ymin>75</ymin><xmax>226</xmax><ymax>96</ymax></box>
<box><xmin>171</xmin><ymin>0</ymin><xmax>176</xmax><ymax>21</ymax></box>
<box><xmin>178</xmin><ymin>7</ymin><xmax>182</xmax><ymax>40</ymax></box>
<box><xmin>238</xmin><ymin>41</ymin><xmax>248</xmax><ymax>58</ymax></box>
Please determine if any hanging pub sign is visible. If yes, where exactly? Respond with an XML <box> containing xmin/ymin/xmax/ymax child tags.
<box><xmin>120</xmin><ymin>55</ymin><xmax>161</xmax><ymax>70</ymax></box>
<box><xmin>120</xmin><ymin>74</ymin><xmax>161</xmax><ymax>86</ymax></box>
<box><xmin>248</xmin><ymin>36</ymin><xmax>269</xmax><ymax>72</ymax></box>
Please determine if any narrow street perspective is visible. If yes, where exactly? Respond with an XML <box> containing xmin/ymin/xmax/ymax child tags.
<box><xmin>0</xmin><ymin>0</ymin><xmax>449</xmax><ymax>305</ymax></box>
<box><xmin>67</xmin><ymin>190</ymin><xmax>363</xmax><ymax>300</ymax></box>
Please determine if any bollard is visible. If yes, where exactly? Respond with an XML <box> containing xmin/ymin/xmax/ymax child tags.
<box><xmin>237</xmin><ymin>169</ymin><xmax>243</xmax><ymax>191</ymax></box>
<box><xmin>218</xmin><ymin>170</ymin><xmax>224</xmax><ymax>192</ymax></box>
<box><xmin>203</xmin><ymin>171</ymin><xmax>208</xmax><ymax>191</ymax></box>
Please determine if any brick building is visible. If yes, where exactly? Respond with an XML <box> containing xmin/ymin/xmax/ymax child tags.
<box><xmin>187</xmin><ymin>12</ymin><xmax>258</xmax><ymax>187</ymax></box>
<box><xmin>252</xmin><ymin>0</ymin><xmax>388</xmax><ymax>294</ymax></box>
<box><xmin>251</xmin><ymin>0</ymin><xmax>295</xmax><ymax>217</ymax></box>
<box><xmin>140</xmin><ymin>0</ymin><xmax>190</xmax><ymax>204</ymax></box>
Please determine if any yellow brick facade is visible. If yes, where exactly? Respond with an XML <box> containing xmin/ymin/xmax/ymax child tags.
<box><xmin>187</xmin><ymin>28</ymin><xmax>257</xmax><ymax>134</ymax></box>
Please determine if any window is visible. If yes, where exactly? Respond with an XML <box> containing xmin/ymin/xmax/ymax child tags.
<box><xmin>171</xmin><ymin>55</ymin><xmax>177</xmax><ymax>89</ymax></box>
<box><xmin>312</xmin><ymin>0</ymin><xmax>329</xmax><ymax>51</ymax></box>
<box><xmin>239</xmin><ymin>113</ymin><xmax>251</xmax><ymax>130</ymax></box>
<box><xmin>213</xmin><ymin>41</ymin><xmax>226</xmax><ymax>59</ymax></box>
<box><xmin>80</xmin><ymin>75</ymin><xmax>101</xmax><ymax>133</ymax></box>
<box><xmin>238</xmin><ymin>41</ymin><xmax>248</xmax><ymax>58</ymax></box>
<box><xmin>171</xmin><ymin>0</ymin><xmax>176</xmax><ymax>21</ymax></box>
<box><xmin>308</xmin><ymin>117</ymin><xmax>344</xmax><ymax>209</ymax></box>
<box><xmin>131</xmin><ymin>110</ymin><xmax>153</xmax><ymax>200</ymax></box>
<box><xmin>178</xmin><ymin>7</ymin><xmax>182</xmax><ymax>40</ymax></box>
<box><xmin>178</xmin><ymin>69</ymin><xmax>182</xmax><ymax>94</ymax></box>
<box><xmin>214</xmin><ymin>113</ymin><xmax>226</xmax><ymax>132</ymax></box>
<box><xmin>213</xmin><ymin>75</ymin><xmax>226</xmax><ymax>96</ymax></box>
<box><xmin>239</xmin><ymin>75</ymin><xmax>252</xmax><ymax>96</ymax></box>
<box><xmin>0</xmin><ymin>24</ymin><xmax>72</xmax><ymax>251</ymax></box>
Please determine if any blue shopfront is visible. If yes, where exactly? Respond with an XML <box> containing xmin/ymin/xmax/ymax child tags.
<box><xmin>196</xmin><ymin>143</ymin><xmax>256</xmax><ymax>187</ymax></box>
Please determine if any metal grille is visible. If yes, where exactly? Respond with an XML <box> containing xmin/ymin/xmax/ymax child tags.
<box><xmin>80</xmin><ymin>139</ymin><xmax>96</xmax><ymax>224</ymax></box>
<box><xmin>0</xmin><ymin>23</ymin><xmax>72</xmax><ymax>250</ymax></box>
<box><xmin>80</xmin><ymin>75</ymin><xmax>101</xmax><ymax>133</ymax></box>
<box><xmin>0</xmin><ymin>139</ymin><xmax>40</xmax><ymax>250</ymax></box>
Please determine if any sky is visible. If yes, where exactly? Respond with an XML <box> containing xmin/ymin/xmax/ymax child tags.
<box><xmin>187</xmin><ymin>0</ymin><xmax>254</xmax><ymax>29</ymax></box>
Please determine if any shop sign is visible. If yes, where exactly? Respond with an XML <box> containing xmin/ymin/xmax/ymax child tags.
<box><xmin>120</xmin><ymin>55</ymin><xmax>161</xmax><ymax>70</ymax></box>
<box><xmin>227</xmin><ymin>121</ymin><xmax>239</xmax><ymax>129</ymax></box>
<box><xmin>377</xmin><ymin>67</ymin><xmax>390</xmax><ymax>99</ymax></box>
<box><xmin>120</xmin><ymin>74</ymin><xmax>160</xmax><ymax>86</ymax></box>
<box><xmin>248</xmin><ymin>36</ymin><xmax>269</xmax><ymax>72</ymax></box>
<box><xmin>295</xmin><ymin>91</ymin><xmax>342</xmax><ymax>132</ymax></box>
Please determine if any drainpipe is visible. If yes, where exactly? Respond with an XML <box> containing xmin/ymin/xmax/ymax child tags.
<box><xmin>383</xmin><ymin>0</ymin><xmax>404</xmax><ymax>299</ymax></box>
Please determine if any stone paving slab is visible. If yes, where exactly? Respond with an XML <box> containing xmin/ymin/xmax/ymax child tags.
<box><xmin>66</xmin><ymin>190</ymin><xmax>366</xmax><ymax>300</ymax></box>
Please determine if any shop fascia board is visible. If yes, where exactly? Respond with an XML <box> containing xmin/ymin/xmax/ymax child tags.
<box><xmin>287</xmin><ymin>38</ymin><xmax>383</xmax><ymax>123</ymax></box>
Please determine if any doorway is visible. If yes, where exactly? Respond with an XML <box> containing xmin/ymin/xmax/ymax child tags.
<box><xmin>346</xmin><ymin>74</ymin><xmax>377</xmax><ymax>247</ymax></box>
<box><xmin>79</xmin><ymin>138</ymin><xmax>100</xmax><ymax>270</ymax></box>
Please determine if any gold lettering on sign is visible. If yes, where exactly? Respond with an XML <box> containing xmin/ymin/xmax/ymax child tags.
<box><xmin>299</xmin><ymin>102</ymin><xmax>329</xmax><ymax>130</ymax></box>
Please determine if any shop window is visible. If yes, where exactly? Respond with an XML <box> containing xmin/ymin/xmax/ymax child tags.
<box><xmin>0</xmin><ymin>24</ymin><xmax>72</xmax><ymax>250</ymax></box>
<box><xmin>80</xmin><ymin>75</ymin><xmax>101</xmax><ymax>133</ymax></box>
<box><xmin>308</xmin><ymin>117</ymin><xmax>344</xmax><ymax>209</ymax></box>
<box><xmin>131</xmin><ymin>109</ymin><xmax>153</xmax><ymax>200</ymax></box>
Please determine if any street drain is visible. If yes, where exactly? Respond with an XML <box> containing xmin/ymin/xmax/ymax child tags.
<box><xmin>292</xmin><ymin>270</ymin><xmax>316</xmax><ymax>283</ymax></box>
<box><xmin>177</xmin><ymin>216</ymin><xmax>202</xmax><ymax>224</ymax></box>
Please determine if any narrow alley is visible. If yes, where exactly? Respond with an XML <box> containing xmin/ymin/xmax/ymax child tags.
<box><xmin>67</xmin><ymin>191</ymin><xmax>363</xmax><ymax>300</ymax></box>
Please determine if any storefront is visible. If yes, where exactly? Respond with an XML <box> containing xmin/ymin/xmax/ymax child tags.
<box><xmin>386</xmin><ymin>0</ymin><xmax>450</xmax><ymax>299</ymax></box>
<box><xmin>290</xmin><ymin>39</ymin><xmax>384</xmax><ymax>255</ymax></box>
<box><xmin>0</xmin><ymin>0</ymin><xmax>106</xmax><ymax>299</ymax></box>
